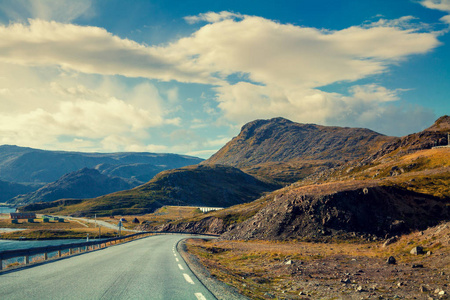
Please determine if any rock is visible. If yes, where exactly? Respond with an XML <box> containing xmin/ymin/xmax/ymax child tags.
<box><xmin>412</xmin><ymin>264</ymin><xmax>424</xmax><ymax>268</ymax></box>
<box><xmin>383</xmin><ymin>236</ymin><xmax>398</xmax><ymax>247</ymax></box>
<box><xmin>387</xmin><ymin>256</ymin><xmax>396</xmax><ymax>264</ymax></box>
<box><xmin>264</xmin><ymin>292</ymin><xmax>275</xmax><ymax>298</ymax></box>
<box><xmin>420</xmin><ymin>285</ymin><xmax>429</xmax><ymax>292</ymax></box>
<box><xmin>356</xmin><ymin>285</ymin><xmax>364</xmax><ymax>292</ymax></box>
<box><xmin>410</xmin><ymin>246</ymin><xmax>424</xmax><ymax>255</ymax></box>
<box><xmin>285</xmin><ymin>260</ymin><xmax>292</xmax><ymax>265</ymax></box>
<box><xmin>439</xmin><ymin>290</ymin><xmax>446</xmax><ymax>295</ymax></box>
<box><xmin>427</xmin><ymin>251</ymin><xmax>433</xmax><ymax>256</ymax></box>
<box><xmin>341</xmin><ymin>278</ymin><xmax>351</xmax><ymax>284</ymax></box>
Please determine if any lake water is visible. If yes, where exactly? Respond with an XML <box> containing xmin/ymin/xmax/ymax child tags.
<box><xmin>0</xmin><ymin>206</ymin><xmax>16</xmax><ymax>214</ymax></box>
<box><xmin>0</xmin><ymin>239</ymin><xmax>97</xmax><ymax>252</ymax></box>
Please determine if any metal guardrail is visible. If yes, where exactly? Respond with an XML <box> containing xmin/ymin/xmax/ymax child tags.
<box><xmin>0</xmin><ymin>231</ymin><xmax>218</xmax><ymax>271</ymax></box>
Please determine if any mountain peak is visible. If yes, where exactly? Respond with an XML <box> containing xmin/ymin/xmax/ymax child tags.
<box><xmin>206</xmin><ymin>117</ymin><xmax>394</xmax><ymax>170</ymax></box>
<box><xmin>425</xmin><ymin>115</ymin><xmax>450</xmax><ymax>132</ymax></box>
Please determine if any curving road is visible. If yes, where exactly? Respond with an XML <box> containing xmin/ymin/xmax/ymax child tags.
<box><xmin>0</xmin><ymin>235</ymin><xmax>215</xmax><ymax>300</ymax></box>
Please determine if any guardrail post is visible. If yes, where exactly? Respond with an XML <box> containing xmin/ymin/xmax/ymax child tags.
<box><xmin>0</xmin><ymin>259</ymin><xmax>3</xmax><ymax>271</ymax></box>
<box><xmin>58</xmin><ymin>250</ymin><xmax>61</xmax><ymax>257</ymax></box>
<box><xmin>25</xmin><ymin>255</ymin><xmax>30</xmax><ymax>265</ymax></box>
<box><xmin>69</xmin><ymin>248</ymin><xmax>73</xmax><ymax>255</ymax></box>
<box><xmin>44</xmin><ymin>253</ymin><xmax>48</xmax><ymax>261</ymax></box>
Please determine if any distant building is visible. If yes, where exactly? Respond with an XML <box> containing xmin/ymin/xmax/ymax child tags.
<box><xmin>198</xmin><ymin>207</ymin><xmax>224</xmax><ymax>213</ymax></box>
<box><xmin>10</xmin><ymin>212</ymin><xmax>36</xmax><ymax>219</ymax></box>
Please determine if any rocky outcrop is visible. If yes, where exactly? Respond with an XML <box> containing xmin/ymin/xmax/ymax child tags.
<box><xmin>221</xmin><ymin>184</ymin><xmax>450</xmax><ymax>241</ymax></box>
<box><xmin>148</xmin><ymin>216</ymin><xmax>226</xmax><ymax>235</ymax></box>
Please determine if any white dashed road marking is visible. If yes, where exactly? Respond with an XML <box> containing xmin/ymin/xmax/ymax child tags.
<box><xmin>178</xmin><ymin>264</ymin><xmax>184</xmax><ymax>270</ymax></box>
<box><xmin>183</xmin><ymin>273</ymin><xmax>195</xmax><ymax>285</ymax></box>
<box><xmin>175</xmin><ymin>258</ymin><xmax>179</xmax><ymax>262</ymax></box>
<box><xmin>195</xmin><ymin>292</ymin><xmax>207</xmax><ymax>300</ymax></box>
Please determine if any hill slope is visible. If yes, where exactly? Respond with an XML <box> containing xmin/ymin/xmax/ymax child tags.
<box><xmin>9</xmin><ymin>168</ymin><xmax>136</xmax><ymax>205</ymax></box>
<box><xmin>146</xmin><ymin>117</ymin><xmax>450</xmax><ymax>240</ymax></box>
<box><xmin>0</xmin><ymin>145</ymin><xmax>203</xmax><ymax>184</ymax></box>
<box><xmin>0</xmin><ymin>180</ymin><xmax>38</xmax><ymax>203</ymax></box>
<box><xmin>204</xmin><ymin>117</ymin><xmax>395</xmax><ymax>183</ymax></box>
<box><xmin>20</xmin><ymin>165</ymin><xmax>277</xmax><ymax>216</ymax></box>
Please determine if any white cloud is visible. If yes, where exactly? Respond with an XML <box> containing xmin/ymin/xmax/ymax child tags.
<box><xmin>0</xmin><ymin>62</ymin><xmax>169</xmax><ymax>151</ymax></box>
<box><xmin>0</xmin><ymin>11</ymin><xmax>443</xmax><ymax>153</ymax></box>
<box><xmin>0</xmin><ymin>19</ymin><xmax>218</xmax><ymax>84</ymax></box>
<box><xmin>421</xmin><ymin>0</ymin><xmax>450</xmax><ymax>12</ymax></box>
<box><xmin>214</xmin><ymin>81</ymin><xmax>433</xmax><ymax>136</ymax></box>
<box><xmin>421</xmin><ymin>0</ymin><xmax>450</xmax><ymax>23</ymax></box>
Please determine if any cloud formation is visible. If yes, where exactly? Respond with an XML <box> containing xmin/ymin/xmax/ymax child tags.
<box><xmin>0</xmin><ymin>19</ymin><xmax>218</xmax><ymax>84</ymax></box>
<box><xmin>0</xmin><ymin>10</ymin><xmax>444</xmax><ymax>153</ymax></box>
<box><xmin>173</xmin><ymin>13</ymin><xmax>440</xmax><ymax>133</ymax></box>
<box><xmin>421</xmin><ymin>0</ymin><xmax>450</xmax><ymax>23</ymax></box>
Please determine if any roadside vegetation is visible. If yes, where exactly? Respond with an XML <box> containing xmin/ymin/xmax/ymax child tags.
<box><xmin>186</xmin><ymin>221</ymin><xmax>450</xmax><ymax>299</ymax></box>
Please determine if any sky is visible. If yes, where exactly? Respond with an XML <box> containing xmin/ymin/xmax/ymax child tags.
<box><xmin>0</xmin><ymin>0</ymin><xmax>449</xmax><ymax>158</ymax></box>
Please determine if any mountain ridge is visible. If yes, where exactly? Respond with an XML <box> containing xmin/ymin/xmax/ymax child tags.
<box><xmin>20</xmin><ymin>164</ymin><xmax>277</xmax><ymax>216</ymax></box>
<box><xmin>10</xmin><ymin>168</ymin><xmax>137</xmax><ymax>205</ymax></box>
<box><xmin>0</xmin><ymin>144</ymin><xmax>203</xmax><ymax>184</ymax></box>
<box><xmin>204</xmin><ymin>117</ymin><xmax>396</xmax><ymax>184</ymax></box>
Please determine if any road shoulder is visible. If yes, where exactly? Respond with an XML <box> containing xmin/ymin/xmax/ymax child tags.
<box><xmin>177</xmin><ymin>238</ymin><xmax>249</xmax><ymax>300</ymax></box>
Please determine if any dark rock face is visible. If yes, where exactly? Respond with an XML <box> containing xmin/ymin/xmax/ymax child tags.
<box><xmin>153</xmin><ymin>216</ymin><xmax>226</xmax><ymax>235</ymax></box>
<box><xmin>10</xmin><ymin>168</ymin><xmax>136</xmax><ymax>205</ymax></box>
<box><xmin>220</xmin><ymin>186</ymin><xmax>450</xmax><ymax>241</ymax></box>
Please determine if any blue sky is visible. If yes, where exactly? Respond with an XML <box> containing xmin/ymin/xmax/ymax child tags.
<box><xmin>0</xmin><ymin>0</ymin><xmax>449</xmax><ymax>158</ymax></box>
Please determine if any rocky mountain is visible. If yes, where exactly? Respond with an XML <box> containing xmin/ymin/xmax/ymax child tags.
<box><xmin>20</xmin><ymin>164</ymin><xmax>277</xmax><ymax>216</ymax></box>
<box><xmin>142</xmin><ymin>116</ymin><xmax>450</xmax><ymax>241</ymax></box>
<box><xmin>0</xmin><ymin>180</ymin><xmax>38</xmax><ymax>203</ymax></box>
<box><xmin>204</xmin><ymin>117</ymin><xmax>396</xmax><ymax>184</ymax></box>
<box><xmin>9</xmin><ymin>168</ymin><xmax>136</xmax><ymax>206</ymax></box>
<box><xmin>0</xmin><ymin>145</ymin><xmax>203</xmax><ymax>184</ymax></box>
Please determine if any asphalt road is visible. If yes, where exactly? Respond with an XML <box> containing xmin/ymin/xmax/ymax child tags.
<box><xmin>0</xmin><ymin>235</ymin><xmax>216</xmax><ymax>300</ymax></box>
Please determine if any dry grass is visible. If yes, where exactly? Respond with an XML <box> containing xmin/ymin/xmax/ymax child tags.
<box><xmin>187</xmin><ymin>222</ymin><xmax>450</xmax><ymax>299</ymax></box>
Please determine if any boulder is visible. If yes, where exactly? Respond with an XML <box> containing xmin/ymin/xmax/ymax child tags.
<box><xmin>387</xmin><ymin>256</ymin><xmax>396</xmax><ymax>264</ymax></box>
<box><xmin>410</xmin><ymin>246</ymin><xmax>424</xmax><ymax>255</ymax></box>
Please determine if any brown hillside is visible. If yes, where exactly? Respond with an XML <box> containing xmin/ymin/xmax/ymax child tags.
<box><xmin>204</xmin><ymin>117</ymin><xmax>395</xmax><ymax>183</ymax></box>
<box><xmin>368</xmin><ymin>115</ymin><xmax>449</xmax><ymax>160</ymax></box>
